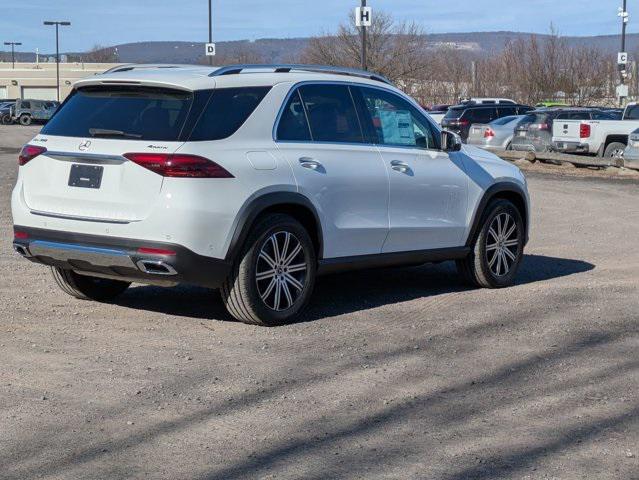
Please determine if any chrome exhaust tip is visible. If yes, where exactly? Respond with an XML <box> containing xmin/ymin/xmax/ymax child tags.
<box><xmin>13</xmin><ymin>243</ymin><xmax>31</xmax><ymax>258</ymax></box>
<box><xmin>136</xmin><ymin>259</ymin><xmax>177</xmax><ymax>276</ymax></box>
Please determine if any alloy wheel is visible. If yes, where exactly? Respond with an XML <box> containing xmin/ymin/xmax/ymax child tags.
<box><xmin>485</xmin><ymin>212</ymin><xmax>520</xmax><ymax>277</ymax></box>
<box><xmin>255</xmin><ymin>231</ymin><xmax>308</xmax><ymax>311</ymax></box>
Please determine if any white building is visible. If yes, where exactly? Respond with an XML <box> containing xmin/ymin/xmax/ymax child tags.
<box><xmin>0</xmin><ymin>62</ymin><xmax>121</xmax><ymax>101</ymax></box>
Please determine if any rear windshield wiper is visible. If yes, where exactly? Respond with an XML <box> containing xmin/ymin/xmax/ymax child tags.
<box><xmin>88</xmin><ymin>128</ymin><xmax>142</xmax><ymax>139</ymax></box>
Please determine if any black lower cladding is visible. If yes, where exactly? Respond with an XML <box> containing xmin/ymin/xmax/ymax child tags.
<box><xmin>13</xmin><ymin>226</ymin><xmax>231</xmax><ymax>289</ymax></box>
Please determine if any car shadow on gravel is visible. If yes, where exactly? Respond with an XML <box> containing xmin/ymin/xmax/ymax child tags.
<box><xmin>111</xmin><ymin>254</ymin><xmax>594</xmax><ymax>323</ymax></box>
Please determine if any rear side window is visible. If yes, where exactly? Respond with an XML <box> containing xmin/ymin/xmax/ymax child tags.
<box><xmin>189</xmin><ymin>87</ymin><xmax>270</xmax><ymax>141</ymax></box>
<box><xmin>297</xmin><ymin>84</ymin><xmax>363</xmax><ymax>143</ymax></box>
<box><xmin>41</xmin><ymin>86</ymin><xmax>194</xmax><ymax>141</ymax></box>
<box><xmin>276</xmin><ymin>90</ymin><xmax>311</xmax><ymax>141</ymax></box>
<box><xmin>21</xmin><ymin>101</ymin><xmax>31</xmax><ymax>109</ymax></box>
<box><xmin>497</xmin><ymin>106</ymin><xmax>516</xmax><ymax>117</ymax></box>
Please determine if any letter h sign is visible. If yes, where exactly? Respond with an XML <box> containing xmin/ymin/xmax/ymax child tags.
<box><xmin>355</xmin><ymin>6</ymin><xmax>372</xmax><ymax>27</ymax></box>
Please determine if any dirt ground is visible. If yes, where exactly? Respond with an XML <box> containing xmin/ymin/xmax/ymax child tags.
<box><xmin>1</xmin><ymin>125</ymin><xmax>638</xmax><ymax>480</ymax></box>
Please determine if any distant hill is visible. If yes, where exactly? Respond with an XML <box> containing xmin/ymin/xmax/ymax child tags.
<box><xmin>1</xmin><ymin>32</ymin><xmax>636</xmax><ymax>64</ymax></box>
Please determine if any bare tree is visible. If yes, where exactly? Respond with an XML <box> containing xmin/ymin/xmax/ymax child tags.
<box><xmin>301</xmin><ymin>12</ymin><xmax>430</xmax><ymax>85</ymax></box>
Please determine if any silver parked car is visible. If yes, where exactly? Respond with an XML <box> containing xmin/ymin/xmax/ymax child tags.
<box><xmin>622</xmin><ymin>128</ymin><xmax>639</xmax><ymax>170</ymax></box>
<box><xmin>466</xmin><ymin>115</ymin><xmax>525</xmax><ymax>150</ymax></box>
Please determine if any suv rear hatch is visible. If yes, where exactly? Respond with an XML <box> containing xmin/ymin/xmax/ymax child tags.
<box><xmin>19</xmin><ymin>85</ymin><xmax>194</xmax><ymax>223</ymax></box>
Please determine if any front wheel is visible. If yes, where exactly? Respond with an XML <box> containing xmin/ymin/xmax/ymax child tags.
<box><xmin>221</xmin><ymin>214</ymin><xmax>316</xmax><ymax>326</ymax></box>
<box><xmin>19</xmin><ymin>114</ymin><xmax>32</xmax><ymax>126</ymax></box>
<box><xmin>457</xmin><ymin>199</ymin><xmax>525</xmax><ymax>288</ymax></box>
<box><xmin>51</xmin><ymin>267</ymin><xmax>130</xmax><ymax>301</ymax></box>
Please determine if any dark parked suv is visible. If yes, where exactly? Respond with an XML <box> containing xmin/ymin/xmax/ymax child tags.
<box><xmin>511</xmin><ymin>108</ymin><xmax>615</xmax><ymax>153</ymax></box>
<box><xmin>441</xmin><ymin>103</ymin><xmax>532</xmax><ymax>141</ymax></box>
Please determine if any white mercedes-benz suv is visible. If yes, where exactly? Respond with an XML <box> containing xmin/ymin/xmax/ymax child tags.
<box><xmin>12</xmin><ymin>64</ymin><xmax>530</xmax><ymax>325</ymax></box>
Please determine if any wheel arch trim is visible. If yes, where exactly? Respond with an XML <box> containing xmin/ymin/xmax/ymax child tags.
<box><xmin>465</xmin><ymin>181</ymin><xmax>529</xmax><ymax>248</ymax></box>
<box><xmin>225</xmin><ymin>191</ymin><xmax>324</xmax><ymax>262</ymax></box>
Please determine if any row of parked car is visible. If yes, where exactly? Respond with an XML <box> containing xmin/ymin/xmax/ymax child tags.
<box><xmin>424</xmin><ymin>98</ymin><xmax>639</xmax><ymax>165</ymax></box>
<box><xmin>0</xmin><ymin>99</ymin><xmax>60</xmax><ymax>126</ymax></box>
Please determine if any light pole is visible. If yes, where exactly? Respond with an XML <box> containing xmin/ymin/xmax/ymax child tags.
<box><xmin>3</xmin><ymin>41</ymin><xmax>22</xmax><ymax>69</ymax></box>
<box><xmin>361</xmin><ymin>0</ymin><xmax>367</xmax><ymax>71</ymax></box>
<box><xmin>208</xmin><ymin>0</ymin><xmax>213</xmax><ymax>66</ymax></box>
<box><xmin>43</xmin><ymin>21</ymin><xmax>71</xmax><ymax>102</ymax></box>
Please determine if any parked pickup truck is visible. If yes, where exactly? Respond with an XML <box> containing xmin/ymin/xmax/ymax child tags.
<box><xmin>552</xmin><ymin>118</ymin><xmax>639</xmax><ymax>158</ymax></box>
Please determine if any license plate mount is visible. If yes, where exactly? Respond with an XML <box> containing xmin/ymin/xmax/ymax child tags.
<box><xmin>68</xmin><ymin>164</ymin><xmax>104</xmax><ymax>189</ymax></box>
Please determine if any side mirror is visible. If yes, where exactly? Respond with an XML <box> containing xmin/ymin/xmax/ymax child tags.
<box><xmin>441</xmin><ymin>130</ymin><xmax>462</xmax><ymax>152</ymax></box>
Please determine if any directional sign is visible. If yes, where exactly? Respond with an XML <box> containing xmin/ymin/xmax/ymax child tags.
<box><xmin>205</xmin><ymin>43</ymin><xmax>216</xmax><ymax>56</ymax></box>
<box><xmin>618</xmin><ymin>52</ymin><xmax>628</xmax><ymax>65</ymax></box>
<box><xmin>355</xmin><ymin>6</ymin><xmax>372</xmax><ymax>27</ymax></box>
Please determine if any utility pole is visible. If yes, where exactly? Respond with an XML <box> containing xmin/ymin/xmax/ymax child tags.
<box><xmin>208</xmin><ymin>0</ymin><xmax>214</xmax><ymax>66</ymax></box>
<box><xmin>3</xmin><ymin>41</ymin><xmax>22</xmax><ymax>69</ymax></box>
<box><xmin>355</xmin><ymin>0</ymin><xmax>371</xmax><ymax>70</ymax></box>
<box><xmin>43</xmin><ymin>21</ymin><xmax>71</xmax><ymax>102</ymax></box>
<box><xmin>361</xmin><ymin>0</ymin><xmax>367</xmax><ymax>70</ymax></box>
<box><xmin>617</xmin><ymin>2</ymin><xmax>629</xmax><ymax>105</ymax></box>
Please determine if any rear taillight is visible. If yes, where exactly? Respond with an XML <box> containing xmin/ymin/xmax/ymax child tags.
<box><xmin>484</xmin><ymin>128</ymin><xmax>495</xmax><ymax>138</ymax></box>
<box><xmin>13</xmin><ymin>230</ymin><xmax>28</xmax><ymax>240</ymax></box>
<box><xmin>18</xmin><ymin>145</ymin><xmax>47</xmax><ymax>166</ymax></box>
<box><xmin>123</xmin><ymin>153</ymin><xmax>233</xmax><ymax>178</ymax></box>
<box><xmin>579</xmin><ymin>123</ymin><xmax>591</xmax><ymax>139</ymax></box>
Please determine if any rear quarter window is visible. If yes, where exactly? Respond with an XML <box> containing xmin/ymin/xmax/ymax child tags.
<box><xmin>189</xmin><ymin>87</ymin><xmax>271</xmax><ymax>141</ymax></box>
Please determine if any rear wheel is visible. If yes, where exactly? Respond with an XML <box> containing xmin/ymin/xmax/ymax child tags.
<box><xmin>19</xmin><ymin>114</ymin><xmax>32</xmax><ymax>126</ymax></box>
<box><xmin>604</xmin><ymin>142</ymin><xmax>626</xmax><ymax>159</ymax></box>
<box><xmin>0</xmin><ymin>113</ymin><xmax>12</xmax><ymax>125</ymax></box>
<box><xmin>51</xmin><ymin>267</ymin><xmax>130</xmax><ymax>301</ymax></box>
<box><xmin>457</xmin><ymin>199</ymin><xmax>524</xmax><ymax>288</ymax></box>
<box><xmin>221</xmin><ymin>213</ymin><xmax>316</xmax><ymax>326</ymax></box>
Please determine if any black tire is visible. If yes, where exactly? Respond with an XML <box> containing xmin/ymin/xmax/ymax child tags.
<box><xmin>51</xmin><ymin>267</ymin><xmax>130</xmax><ymax>301</ymax></box>
<box><xmin>456</xmin><ymin>199</ymin><xmax>525</xmax><ymax>288</ymax></box>
<box><xmin>19</xmin><ymin>114</ymin><xmax>32</xmax><ymax>126</ymax></box>
<box><xmin>0</xmin><ymin>113</ymin><xmax>12</xmax><ymax>125</ymax></box>
<box><xmin>603</xmin><ymin>142</ymin><xmax>626</xmax><ymax>159</ymax></box>
<box><xmin>221</xmin><ymin>213</ymin><xmax>316</xmax><ymax>326</ymax></box>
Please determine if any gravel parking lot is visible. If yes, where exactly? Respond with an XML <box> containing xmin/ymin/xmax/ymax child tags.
<box><xmin>1</xmin><ymin>124</ymin><xmax>637</xmax><ymax>480</ymax></box>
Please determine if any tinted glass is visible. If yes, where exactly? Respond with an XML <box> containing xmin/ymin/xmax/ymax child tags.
<box><xmin>556</xmin><ymin>112</ymin><xmax>590</xmax><ymax>120</ymax></box>
<box><xmin>625</xmin><ymin>105</ymin><xmax>639</xmax><ymax>120</ymax></box>
<box><xmin>592</xmin><ymin>111</ymin><xmax>615</xmax><ymax>120</ymax></box>
<box><xmin>298</xmin><ymin>84</ymin><xmax>363</xmax><ymax>143</ymax></box>
<box><xmin>21</xmin><ymin>101</ymin><xmax>31</xmax><ymax>109</ymax></box>
<box><xmin>516</xmin><ymin>106</ymin><xmax>533</xmax><ymax>114</ymax></box>
<box><xmin>41</xmin><ymin>86</ymin><xmax>193</xmax><ymax>141</ymax></box>
<box><xmin>358</xmin><ymin>87</ymin><xmax>437</xmax><ymax>149</ymax></box>
<box><xmin>464</xmin><ymin>108</ymin><xmax>497</xmax><ymax>124</ymax></box>
<box><xmin>443</xmin><ymin>108</ymin><xmax>463</xmax><ymax>120</ymax></box>
<box><xmin>491</xmin><ymin>115</ymin><xmax>518</xmax><ymax>126</ymax></box>
<box><xmin>189</xmin><ymin>87</ymin><xmax>270</xmax><ymax>141</ymax></box>
<box><xmin>276</xmin><ymin>90</ymin><xmax>311</xmax><ymax>141</ymax></box>
<box><xmin>516</xmin><ymin>114</ymin><xmax>536</xmax><ymax>129</ymax></box>
<box><xmin>498</xmin><ymin>106</ymin><xmax>516</xmax><ymax>117</ymax></box>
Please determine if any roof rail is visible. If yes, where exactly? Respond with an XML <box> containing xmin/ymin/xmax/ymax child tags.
<box><xmin>208</xmin><ymin>64</ymin><xmax>393</xmax><ymax>85</ymax></box>
<box><xmin>102</xmin><ymin>64</ymin><xmax>190</xmax><ymax>74</ymax></box>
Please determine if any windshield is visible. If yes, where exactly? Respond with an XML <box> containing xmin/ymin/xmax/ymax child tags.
<box><xmin>41</xmin><ymin>86</ymin><xmax>194</xmax><ymax>141</ymax></box>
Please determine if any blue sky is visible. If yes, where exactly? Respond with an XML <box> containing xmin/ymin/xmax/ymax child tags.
<box><xmin>1</xmin><ymin>0</ymin><xmax>630</xmax><ymax>52</ymax></box>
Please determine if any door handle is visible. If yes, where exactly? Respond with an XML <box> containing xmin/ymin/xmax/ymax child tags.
<box><xmin>299</xmin><ymin>157</ymin><xmax>322</xmax><ymax>170</ymax></box>
<box><xmin>390</xmin><ymin>160</ymin><xmax>410</xmax><ymax>173</ymax></box>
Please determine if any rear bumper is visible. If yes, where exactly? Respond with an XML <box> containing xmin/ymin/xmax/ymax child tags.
<box><xmin>552</xmin><ymin>141</ymin><xmax>590</xmax><ymax>154</ymax></box>
<box><xmin>12</xmin><ymin>226</ymin><xmax>231</xmax><ymax>289</ymax></box>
